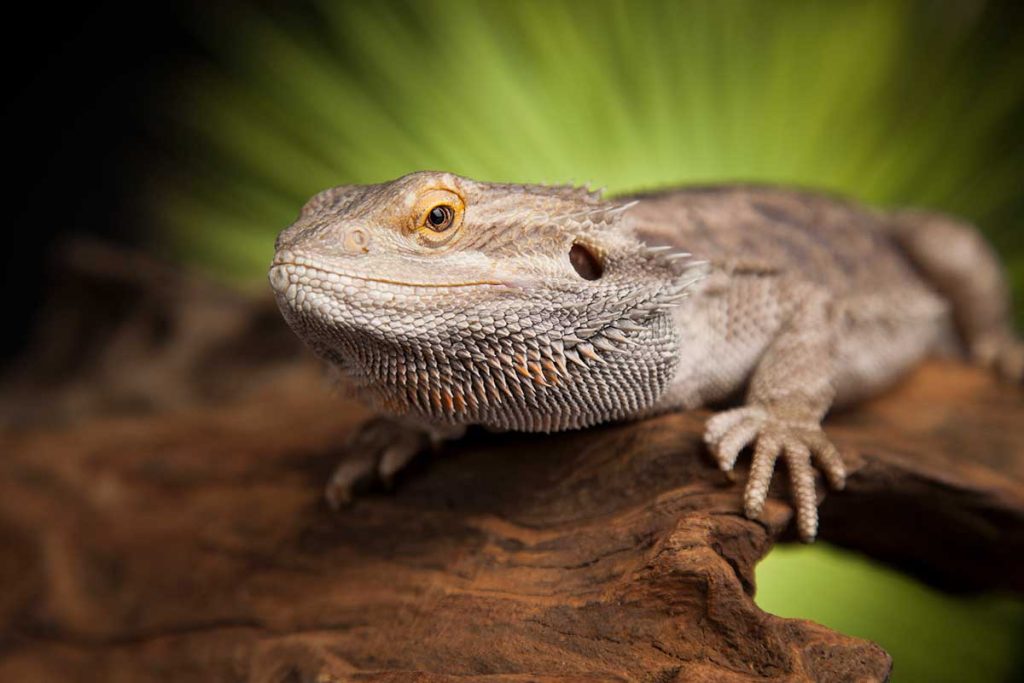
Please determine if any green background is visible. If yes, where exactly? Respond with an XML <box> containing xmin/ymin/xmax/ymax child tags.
<box><xmin>153</xmin><ymin>2</ymin><xmax>1024</xmax><ymax>680</ymax></box>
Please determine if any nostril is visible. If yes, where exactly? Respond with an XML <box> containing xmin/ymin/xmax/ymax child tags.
<box><xmin>344</xmin><ymin>227</ymin><xmax>370</xmax><ymax>253</ymax></box>
<box><xmin>268</xmin><ymin>265</ymin><xmax>290</xmax><ymax>293</ymax></box>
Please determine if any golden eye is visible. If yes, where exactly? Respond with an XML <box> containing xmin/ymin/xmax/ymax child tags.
<box><xmin>413</xmin><ymin>188</ymin><xmax>465</xmax><ymax>244</ymax></box>
<box><xmin>425</xmin><ymin>205</ymin><xmax>455</xmax><ymax>232</ymax></box>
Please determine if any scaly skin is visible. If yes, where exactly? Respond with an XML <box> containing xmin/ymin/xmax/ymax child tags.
<box><xmin>269</xmin><ymin>171</ymin><xmax>1023</xmax><ymax>541</ymax></box>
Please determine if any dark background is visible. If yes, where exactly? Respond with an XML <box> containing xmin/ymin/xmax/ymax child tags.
<box><xmin>3</xmin><ymin>4</ymin><xmax>198</xmax><ymax>361</ymax></box>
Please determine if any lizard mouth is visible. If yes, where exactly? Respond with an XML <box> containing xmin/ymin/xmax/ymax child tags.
<box><xmin>269</xmin><ymin>252</ymin><xmax>506</xmax><ymax>293</ymax></box>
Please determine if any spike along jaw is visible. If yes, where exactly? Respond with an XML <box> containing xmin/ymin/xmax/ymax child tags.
<box><xmin>269</xmin><ymin>171</ymin><xmax>708</xmax><ymax>433</ymax></box>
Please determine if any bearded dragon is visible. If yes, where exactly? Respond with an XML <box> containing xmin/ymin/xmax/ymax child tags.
<box><xmin>269</xmin><ymin>171</ymin><xmax>1023</xmax><ymax>541</ymax></box>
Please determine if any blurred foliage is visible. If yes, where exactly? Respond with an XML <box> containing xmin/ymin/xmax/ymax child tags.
<box><xmin>154</xmin><ymin>1</ymin><xmax>1024</xmax><ymax>680</ymax></box>
<box><xmin>158</xmin><ymin>1</ymin><xmax>1024</xmax><ymax>304</ymax></box>
<box><xmin>759</xmin><ymin>544</ymin><xmax>1024</xmax><ymax>683</ymax></box>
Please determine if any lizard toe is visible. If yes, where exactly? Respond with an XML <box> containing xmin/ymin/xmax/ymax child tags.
<box><xmin>997</xmin><ymin>341</ymin><xmax>1024</xmax><ymax>383</ymax></box>
<box><xmin>325</xmin><ymin>455</ymin><xmax>378</xmax><ymax>510</ymax></box>
<box><xmin>744</xmin><ymin>430</ymin><xmax>782</xmax><ymax>519</ymax></box>
<box><xmin>713</xmin><ymin>416</ymin><xmax>762</xmax><ymax>472</ymax></box>
<box><xmin>377</xmin><ymin>440</ymin><xmax>426</xmax><ymax>488</ymax></box>
<box><xmin>972</xmin><ymin>333</ymin><xmax>1024</xmax><ymax>383</ymax></box>
<box><xmin>783</xmin><ymin>439</ymin><xmax>819</xmax><ymax>542</ymax></box>
<box><xmin>705</xmin><ymin>406</ymin><xmax>766</xmax><ymax>448</ymax></box>
<box><xmin>807</xmin><ymin>431</ymin><xmax>846</xmax><ymax>490</ymax></box>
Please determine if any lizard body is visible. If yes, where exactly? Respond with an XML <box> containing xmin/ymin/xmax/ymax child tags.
<box><xmin>270</xmin><ymin>172</ymin><xmax>1023</xmax><ymax>540</ymax></box>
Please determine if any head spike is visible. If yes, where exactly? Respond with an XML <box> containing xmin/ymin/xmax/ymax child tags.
<box><xmin>576</xmin><ymin>343</ymin><xmax>604</xmax><ymax>363</ymax></box>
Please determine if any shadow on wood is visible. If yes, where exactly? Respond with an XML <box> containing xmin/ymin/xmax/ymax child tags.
<box><xmin>1</xmin><ymin>241</ymin><xmax>1021</xmax><ymax>681</ymax></box>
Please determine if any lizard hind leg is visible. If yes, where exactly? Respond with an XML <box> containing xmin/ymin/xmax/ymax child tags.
<box><xmin>890</xmin><ymin>210</ymin><xmax>1024</xmax><ymax>381</ymax></box>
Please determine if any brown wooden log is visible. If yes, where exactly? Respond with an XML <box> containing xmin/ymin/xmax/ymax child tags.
<box><xmin>1</xmin><ymin>241</ymin><xmax>1021</xmax><ymax>681</ymax></box>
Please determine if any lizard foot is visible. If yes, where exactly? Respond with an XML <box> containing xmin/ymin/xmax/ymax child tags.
<box><xmin>704</xmin><ymin>406</ymin><xmax>846</xmax><ymax>542</ymax></box>
<box><xmin>972</xmin><ymin>333</ymin><xmax>1024</xmax><ymax>383</ymax></box>
<box><xmin>325</xmin><ymin>418</ymin><xmax>434</xmax><ymax>509</ymax></box>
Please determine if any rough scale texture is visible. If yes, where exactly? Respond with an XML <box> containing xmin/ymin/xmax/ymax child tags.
<box><xmin>3</xmin><ymin>249</ymin><xmax>1023</xmax><ymax>681</ymax></box>
<box><xmin>270</xmin><ymin>172</ymin><xmax>1024</xmax><ymax>540</ymax></box>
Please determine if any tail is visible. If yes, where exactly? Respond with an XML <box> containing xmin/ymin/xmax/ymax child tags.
<box><xmin>889</xmin><ymin>210</ymin><xmax>1022</xmax><ymax>381</ymax></box>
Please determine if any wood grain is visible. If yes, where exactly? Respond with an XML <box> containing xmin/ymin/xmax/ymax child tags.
<box><xmin>1</xmin><ymin>241</ymin><xmax>1021</xmax><ymax>681</ymax></box>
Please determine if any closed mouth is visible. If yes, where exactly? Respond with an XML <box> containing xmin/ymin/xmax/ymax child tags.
<box><xmin>270</xmin><ymin>253</ymin><xmax>506</xmax><ymax>290</ymax></box>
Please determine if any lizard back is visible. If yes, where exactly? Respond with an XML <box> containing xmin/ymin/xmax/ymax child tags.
<box><xmin>626</xmin><ymin>184</ymin><xmax>931</xmax><ymax>297</ymax></box>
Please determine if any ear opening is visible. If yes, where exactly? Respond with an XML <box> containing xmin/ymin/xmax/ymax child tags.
<box><xmin>569</xmin><ymin>242</ymin><xmax>604</xmax><ymax>280</ymax></box>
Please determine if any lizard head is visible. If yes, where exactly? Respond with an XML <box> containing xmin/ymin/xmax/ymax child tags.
<box><xmin>270</xmin><ymin>171</ymin><xmax>706</xmax><ymax>431</ymax></box>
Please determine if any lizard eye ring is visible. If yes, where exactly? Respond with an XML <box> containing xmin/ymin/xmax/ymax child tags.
<box><xmin>413</xmin><ymin>189</ymin><xmax>465</xmax><ymax>245</ymax></box>
<box><xmin>426</xmin><ymin>205</ymin><xmax>455</xmax><ymax>231</ymax></box>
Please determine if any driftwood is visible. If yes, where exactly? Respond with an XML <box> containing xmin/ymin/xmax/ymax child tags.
<box><xmin>1</xmin><ymin>241</ymin><xmax>1022</xmax><ymax>682</ymax></box>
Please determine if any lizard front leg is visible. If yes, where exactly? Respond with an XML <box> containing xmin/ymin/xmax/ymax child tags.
<box><xmin>704</xmin><ymin>287</ymin><xmax>846</xmax><ymax>541</ymax></box>
<box><xmin>325</xmin><ymin>417</ymin><xmax>465</xmax><ymax>508</ymax></box>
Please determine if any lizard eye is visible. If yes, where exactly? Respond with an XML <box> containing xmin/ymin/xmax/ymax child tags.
<box><xmin>413</xmin><ymin>188</ymin><xmax>465</xmax><ymax>245</ymax></box>
<box><xmin>426</xmin><ymin>205</ymin><xmax>455</xmax><ymax>231</ymax></box>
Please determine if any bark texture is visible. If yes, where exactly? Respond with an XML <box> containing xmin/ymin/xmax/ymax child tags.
<box><xmin>1</xmin><ymin>241</ymin><xmax>1022</xmax><ymax>682</ymax></box>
